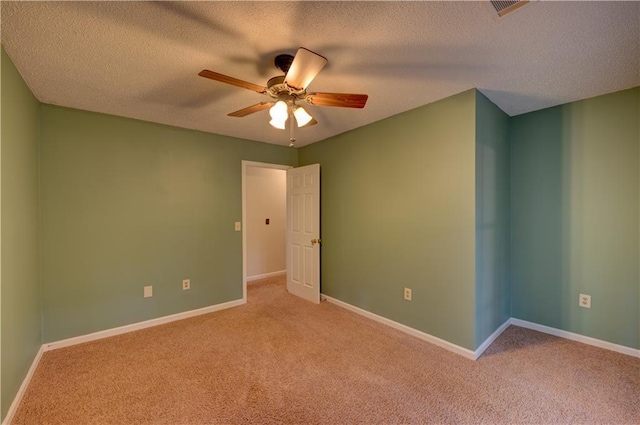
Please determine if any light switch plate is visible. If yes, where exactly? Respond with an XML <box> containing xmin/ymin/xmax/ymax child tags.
<box><xmin>144</xmin><ymin>285</ymin><xmax>153</xmax><ymax>298</ymax></box>
<box><xmin>235</xmin><ymin>221</ymin><xmax>241</xmax><ymax>231</ymax></box>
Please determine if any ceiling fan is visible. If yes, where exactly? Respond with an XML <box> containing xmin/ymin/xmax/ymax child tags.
<box><xmin>198</xmin><ymin>47</ymin><xmax>368</xmax><ymax>146</ymax></box>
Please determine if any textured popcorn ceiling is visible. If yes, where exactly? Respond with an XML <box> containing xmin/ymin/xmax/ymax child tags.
<box><xmin>2</xmin><ymin>1</ymin><xmax>639</xmax><ymax>147</ymax></box>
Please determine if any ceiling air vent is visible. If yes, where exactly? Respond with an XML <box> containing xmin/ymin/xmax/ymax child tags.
<box><xmin>490</xmin><ymin>0</ymin><xmax>529</xmax><ymax>17</ymax></box>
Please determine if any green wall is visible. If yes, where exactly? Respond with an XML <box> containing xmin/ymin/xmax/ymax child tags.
<box><xmin>1</xmin><ymin>48</ymin><xmax>43</xmax><ymax>420</ymax></box>
<box><xmin>475</xmin><ymin>91</ymin><xmax>511</xmax><ymax>348</ymax></box>
<box><xmin>511</xmin><ymin>87</ymin><xmax>640</xmax><ymax>349</ymax></box>
<box><xmin>299</xmin><ymin>90</ymin><xmax>477</xmax><ymax>350</ymax></box>
<box><xmin>39</xmin><ymin>105</ymin><xmax>297</xmax><ymax>342</ymax></box>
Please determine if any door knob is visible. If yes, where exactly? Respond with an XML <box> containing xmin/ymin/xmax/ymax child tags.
<box><xmin>311</xmin><ymin>238</ymin><xmax>322</xmax><ymax>245</ymax></box>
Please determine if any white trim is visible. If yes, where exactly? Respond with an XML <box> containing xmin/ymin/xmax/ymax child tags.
<box><xmin>2</xmin><ymin>346</ymin><xmax>44</xmax><ymax>425</ymax></box>
<box><xmin>43</xmin><ymin>299</ymin><xmax>245</xmax><ymax>352</ymax></box>
<box><xmin>511</xmin><ymin>318</ymin><xmax>640</xmax><ymax>358</ymax></box>
<box><xmin>321</xmin><ymin>294</ymin><xmax>477</xmax><ymax>360</ymax></box>
<box><xmin>4</xmin><ymin>312</ymin><xmax>636</xmax><ymax>424</ymax></box>
<box><xmin>315</xmin><ymin>300</ymin><xmax>640</xmax><ymax>360</ymax></box>
<box><xmin>241</xmin><ymin>160</ymin><xmax>292</xmax><ymax>303</ymax></box>
<box><xmin>246</xmin><ymin>270</ymin><xmax>286</xmax><ymax>282</ymax></box>
<box><xmin>474</xmin><ymin>318</ymin><xmax>511</xmax><ymax>358</ymax></box>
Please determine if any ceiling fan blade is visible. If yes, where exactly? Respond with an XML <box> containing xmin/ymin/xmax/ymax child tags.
<box><xmin>198</xmin><ymin>70</ymin><xmax>266</xmax><ymax>94</ymax></box>
<box><xmin>283</xmin><ymin>48</ymin><xmax>327</xmax><ymax>91</ymax></box>
<box><xmin>227</xmin><ymin>102</ymin><xmax>273</xmax><ymax>117</ymax></box>
<box><xmin>306</xmin><ymin>92</ymin><xmax>368</xmax><ymax>108</ymax></box>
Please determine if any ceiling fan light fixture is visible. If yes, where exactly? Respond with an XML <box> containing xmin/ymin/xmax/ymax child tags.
<box><xmin>269</xmin><ymin>100</ymin><xmax>288</xmax><ymax>121</ymax></box>
<box><xmin>269</xmin><ymin>117</ymin><xmax>287</xmax><ymax>130</ymax></box>
<box><xmin>293</xmin><ymin>106</ymin><xmax>313</xmax><ymax>127</ymax></box>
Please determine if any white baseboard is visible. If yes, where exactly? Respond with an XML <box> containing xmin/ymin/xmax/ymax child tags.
<box><xmin>318</xmin><ymin>298</ymin><xmax>640</xmax><ymax>361</ymax></box>
<box><xmin>246</xmin><ymin>270</ymin><xmax>286</xmax><ymax>282</ymax></box>
<box><xmin>43</xmin><ymin>298</ymin><xmax>245</xmax><ymax>352</ymax></box>
<box><xmin>4</xmin><ymin>299</ymin><xmax>245</xmax><ymax>424</ymax></box>
<box><xmin>321</xmin><ymin>294</ymin><xmax>477</xmax><ymax>360</ymax></box>
<box><xmin>511</xmin><ymin>318</ymin><xmax>640</xmax><ymax>358</ymax></box>
<box><xmin>2</xmin><ymin>345</ymin><xmax>44</xmax><ymax>425</ymax></box>
<box><xmin>475</xmin><ymin>318</ymin><xmax>511</xmax><ymax>359</ymax></box>
<box><xmin>6</xmin><ymin>301</ymin><xmax>637</xmax><ymax>425</ymax></box>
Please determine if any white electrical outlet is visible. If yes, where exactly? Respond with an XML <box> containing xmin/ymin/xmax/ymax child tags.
<box><xmin>144</xmin><ymin>285</ymin><xmax>153</xmax><ymax>298</ymax></box>
<box><xmin>404</xmin><ymin>287</ymin><xmax>412</xmax><ymax>301</ymax></box>
<box><xmin>182</xmin><ymin>279</ymin><xmax>190</xmax><ymax>290</ymax></box>
<box><xmin>579</xmin><ymin>293</ymin><xmax>591</xmax><ymax>308</ymax></box>
<box><xmin>235</xmin><ymin>221</ymin><xmax>241</xmax><ymax>231</ymax></box>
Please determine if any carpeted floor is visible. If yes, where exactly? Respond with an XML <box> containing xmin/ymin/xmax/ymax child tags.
<box><xmin>13</xmin><ymin>275</ymin><xmax>640</xmax><ymax>424</ymax></box>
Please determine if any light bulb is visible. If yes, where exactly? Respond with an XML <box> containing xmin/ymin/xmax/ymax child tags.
<box><xmin>269</xmin><ymin>101</ymin><xmax>288</xmax><ymax>121</ymax></box>
<box><xmin>269</xmin><ymin>117</ymin><xmax>287</xmax><ymax>130</ymax></box>
<box><xmin>293</xmin><ymin>106</ymin><xmax>313</xmax><ymax>127</ymax></box>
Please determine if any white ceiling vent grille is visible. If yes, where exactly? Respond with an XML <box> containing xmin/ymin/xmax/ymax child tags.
<box><xmin>490</xmin><ymin>0</ymin><xmax>529</xmax><ymax>17</ymax></box>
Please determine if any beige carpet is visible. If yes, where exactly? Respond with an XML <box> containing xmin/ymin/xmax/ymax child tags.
<box><xmin>13</xmin><ymin>275</ymin><xmax>640</xmax><ymax>424</ymax></box>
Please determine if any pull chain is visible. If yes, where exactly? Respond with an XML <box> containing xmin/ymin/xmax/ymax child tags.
<box><xmin>289</xmin><ymin>111</ymin><xmax>296</xmax><ymax>148</ymax></box>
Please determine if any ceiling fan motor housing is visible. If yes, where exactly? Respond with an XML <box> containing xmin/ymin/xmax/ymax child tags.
<box><xmin>267</xmin><ymin>75</ymin><xmax>306</xmax><ymax>100</ymax></box>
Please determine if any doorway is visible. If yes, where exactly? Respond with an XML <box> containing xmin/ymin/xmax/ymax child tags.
<box><xmin>242</xmin><ymin>161</ymin><xmax>292</xmax><ymax>301</ymax></box>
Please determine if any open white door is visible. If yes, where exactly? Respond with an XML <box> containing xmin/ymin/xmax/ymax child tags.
<box><xmin>286</xmin><ymin>164</ymin><xmax>320</xmax><ymax>304</ymax></box>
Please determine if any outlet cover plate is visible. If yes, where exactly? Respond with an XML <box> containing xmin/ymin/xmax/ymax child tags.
<box><xmin>182</xmin><ymin>279</ymin><xmax>190</xmax><ymax>290</ymax></box>
<box><xmin>404</xmin><ymin>287</ymin><xmax>412</xmax><ymax>301</ymax></box>
<box><xmin>144</xmin><ymin>285</ymin><xmax>153</xmax><ymax>298</ymax></box>
<box><xmin>579</xmin><ymin>293</ymin><xmax>591</xmax><ymax>308</ymax></box>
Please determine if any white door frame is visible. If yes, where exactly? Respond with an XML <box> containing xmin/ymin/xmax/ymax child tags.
<box><xmin>241</xmin><ymin>160</ymin><xmax>293</xmax><ymax>302</ymax></box>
